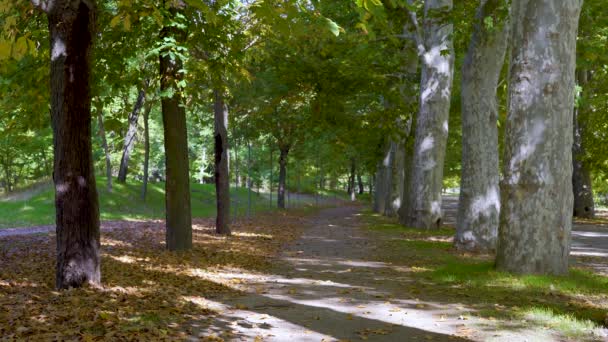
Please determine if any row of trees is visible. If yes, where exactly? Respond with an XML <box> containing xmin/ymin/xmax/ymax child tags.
<box><xmin>0</xmin><ymin>0</ymin><xmax>605</xmax><ymax>288</ymax></box>
<box><xmin>371</xmin><ymin>0</ymin><xmax>600</xmax><ymax>276</ymax></box>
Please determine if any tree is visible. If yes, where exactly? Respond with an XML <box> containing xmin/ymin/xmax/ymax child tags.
<box><xmin>117</xmin><ymin>82</ymin><xmax>148</xmax><ymax>183</ymax></box>
<box><xmin>159</xmin><ymin>7</ymin><xmax>192</xmax><ymax>251</ymax></box>
<box><xmin>496</xmin><ymin>0</ymin><xmax>583</xmax><ymax>275</ymax></box>
<box><xmin>404</xmin><ymin>0</ymin><xmax>455</xmax><ymax>229</ymax></box>
<box><xmin>95</xmin><ymin>102</ymin><xmax>113</xmax><ymax>192</ymax></box>
<box><xmin>214</xmin><ymin>89</ymin><xmax>231</xmax><ymax>235</ymax></box>
<box><xmin>455</xmin><ymin>0</ymin><xmax>509</xmax><ymax>252</ymax></box>
<box><xmin>572</xmin><ymin>70</ymin><xmax>595</xmax><ymax>218</ymax></box>
<box><xmin>30</xmin><ymin>0</ymin><xmax>102</xmax><ymax>289</ymax></box>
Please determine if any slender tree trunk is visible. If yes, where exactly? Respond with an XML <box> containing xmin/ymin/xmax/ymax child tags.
<box><xmin>47</xmin><ymin>1</ymin><xmax>100</xmax><ymax>289</ymax></box>
<box><xmin>496</xmin><ymin>0</ymin><xmax>582</xmax><ymax>275</ymax></box>
<box><xmin>455</xmin><ymin>0</ymin><xmax>509</xmax><ymax>252</ymax></box>
<box><xmin>141</xmin><ymin>100</ymin><xmax>152</xmax><ymax>201</ymax></box>
<box><xmin>117</xmin><ymin>84</ymin><xmax>147</xmax><ymax>183</ymax></box>
<box><xmin>160</xmin><ymin>11</ymin><xmax>192</xmax><ymax>251</ymax></box>
<box><xmin>234</xmin><ymin>139</ymin><xmax>240</xmax><ymax>188</ymax></box>
<box><xmin>407</xmin><ymin>0</ymin><xmax>455</xmax><ymax>229</ymax></box>
<box><xmin>199</xmin><ymin>147</ymin><xmax>207</xmax><ymax>184</ymax></box>
<box><xmin>96</xmin><ymin>103</ymin><xmax>112</xmax><ymax>192</ymax></box>
<box><xmin>572</xmin><ymin>70</ymin><xmax>594</xmax><ymax>219</ymax></box>
<box><xmin>349</xmin><ymin>158</ymin><xmax>357</xmax><ymax>201</ymax></box>
<box><xmin>278</xmin><ymin>147</ymin><xmax>289</xmax><ymax>209</ymax></box>
<box><xmin>384</xmin><ymin>142</ymin><xmax>396</xmax><ymax>216</ymax></box>
<box><xmin>357</xmin><ymin>173</ymin><xmax>364</xmax><ymax>195</ymax></box>
<box><xmin>214</xmin><ymin>90</ymin><xmax>231</xmax><ymax>235</ymax></box>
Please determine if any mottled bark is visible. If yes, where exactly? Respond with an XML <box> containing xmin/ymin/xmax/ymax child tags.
<box><xmin>399</xmin><ymin>129</ymin><xmax>416</xmax><ymax>226</ymax></box>
<box><xmin>117</xmin><ymin>85</ymin><xmax>146</xmax><ymax>183</ymax></box>
<box><xmin>496</xmin><ymin>0</ymin><xmax>582</xmax><ymax>275</ymax></box>
<box><xmin>47</xmin><ymin>1</ymin><xmax>100</xmax><ymax>289</ymax></box>
<box><xmin>407</xmin><ymin>0</ymin><xmax>455</xmax><ymax>229</ymax></box>
<box><xmin>455</xmin><ymin>0</ymin><xmax>509</xmax><ymax>252</ymax></box>
<box><xmin>141</xmin><ymin>101</ymin><xmax>152</xmax><ymax>201</ymax></box>
<box><xmin>96</xmin><ymin>103</ymin><xmax>112</xmax><ymax>193</ymax></box>
<box><xmin>278</xmin><ymin>147</ymin><xmax>289</xmax><ymax>209</ymax></box>
<box><xmin>214</xmin><ymin>90</ymin><xmax>231</xmax><ymax>235</ymax></box>
<box><xmin>572</xmin><ymin>70</ymin><xmax>594</xmax><ymax>219</ymax></box>
<box><xmin>160</xmin><ymin>12</ymin><xmax>192</xmax><ymax>251</ymax></box>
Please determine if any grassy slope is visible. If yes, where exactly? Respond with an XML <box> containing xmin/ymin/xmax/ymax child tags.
<box><xmin>363</xmin><ymin>211</ymin><xmax>608</xmax><ymax>340</ymax></box>
<box><xmin>0</xmin><ymin>177</ymin><xmax>272</xmax><ymax>228</ymax></box>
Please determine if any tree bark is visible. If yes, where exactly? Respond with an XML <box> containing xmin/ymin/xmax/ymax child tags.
<box><xmin>373</xmin><ymin>157</ymin><xmax>387</xmax><ymax>214</ymax></box>
<box><xmin>357</xmin><ymin>173</ymin><xmax>364</xmax><ymax>195</ymax></box>
<box><xmin>160</xmin><ymin>13</ymin><xmax>192</xmax><ymax>251</ymax></box>
<box><xmin>349</xmin><ymin>158</ymin><xmax>357</xmax><ymax>201</ymax></box>
<box><xmin>214</xmin><ymin>89</ymin><xmax>231</xmax><ymax>235</ymax></box>
<box><xmin>455</xmin><ymin>0</ymin><xmax>509</xmax><ymax>252</ymax></box>
<box><xmin>96</xmin><ymin>103</ymin><xmax>112</xmax><ymax>192</ymax></box>
<box><xmin>384</xmin><ymin>142</ymin><xmax>396</xmax><ymax>216</ymax></box>
<box><xmin>141</xmin><ymin>100</ymin><xmax>152</xmax><ymax>201</ymax></box>
<box><xmin>399</xmin><ymin>129</ymin><xmax>416</xmax><ymax>226</ymax></box>
<box><xmin>278</xmin><ymin>146</ymin><xmax>289</xmax><ymax>209</ymax></box>
<box><xmin>407</xmin><ymin>0</ymin><xmax>455</xmax><ymax>229</ymax></box>
<box><xmin>572</xmin><ymin>70</ymin><xmax>594</xmax><ymax>219</ymax></box>
<box><xmin>496</xmin><ymin>0</ymin><xmax>582</xmax><ymax>275</ymax></box>
<box><xmin>234</xmin><ymin>139</ymin><xmax>240</xmax><ymax>188</ymax></box>
<box><xmin>46</xmin><ymin>1</ymin><xmax>101</xmax><ymax>289</ymax></box>
<box><xmin>117</xmin><ymin>84</ymin><xmax>147</xmax><ymax>183</ymax></box>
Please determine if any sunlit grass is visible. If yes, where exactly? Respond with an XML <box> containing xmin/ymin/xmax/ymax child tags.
<box><xmin>0</xmin><ymin>176</ymin><xmax>274</xmax><ymax>228</ymax></box>
<box><xmin>362</xmin><ymin>210</ymin><xmax>608</xmax><ymax>340</ymax></box>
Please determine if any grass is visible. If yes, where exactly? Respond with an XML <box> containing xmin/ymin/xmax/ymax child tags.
<box><xmin>0</xmin><ymin>177</ymin><xmax>279</xmax><ymax>228</ymax></box>
<box><xmin>361</xmin><ymin>210</ymin><xmax>608</xmax><ymax>340</ymax></box>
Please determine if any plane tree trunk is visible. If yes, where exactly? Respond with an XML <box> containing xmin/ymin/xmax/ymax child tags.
<box><xmin>455</xmin><ymin>0</ymin><xmax>509</xmax><ymax>252</ymax></box>
<box><xmin>496</xmin><ymin>0</ymin><xmax>582</xmax><ymax>275</ymax></box>
<box><xmin>406</xmin><ymin>0</ymin><xmax>455</xmax><ymax>229</ymax></box>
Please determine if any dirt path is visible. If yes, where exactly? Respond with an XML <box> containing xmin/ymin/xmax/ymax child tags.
<box><xmin>195</xmin><ymin>206</ymin><xmax>567</xmax><ymax>341</ymax></box>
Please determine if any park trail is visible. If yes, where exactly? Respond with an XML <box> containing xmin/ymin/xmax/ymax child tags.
<box><xmin>193</xmin><ymin>205</ymin><xmax>565</xmax><ymax>341</ymax></box>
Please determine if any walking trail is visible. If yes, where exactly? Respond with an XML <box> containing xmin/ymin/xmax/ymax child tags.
<box><xmin>193</xmin><ymin>205</ymin><xmax>591</xmax><ymax>341</ymax></box>
<box><xmin>2</xmin><ymin>200</ymin><xmax>608</xmax><ymax>341</ymax></box>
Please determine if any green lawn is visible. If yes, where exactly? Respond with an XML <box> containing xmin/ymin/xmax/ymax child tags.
<box><xmin>0</xmin><ymin>177</ymin><xmax>277</xmax><ymax>228</ymax></box>
<box><xmin>363</xmin><ymin>211</ymin><xmax>608</xmax><ymax>340</ymax></box>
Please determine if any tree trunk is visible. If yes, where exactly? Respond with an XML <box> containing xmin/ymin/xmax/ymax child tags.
<box><xmin>278</xmin><ymin>147</ymin><xmax>289</xmax><ymax>209</ymax></box>
<box><xmin>199</xmin><ymin>147</ymin><xmax>207</xmax><ymax>184</ymax></box>
<box><xmin>349</xmin><ymin>158</ymin><xmax>357</xmax><ymax>201</ymax></box>
<box><xmin>214</xmin><ymin>89</ymin><xmax>231</xmax><ymax>235</ymax></box>
<box><xmin>572</xmin><ymin>70</ymin><xmax>594</xmax><ymax>219</ymax></box>
<box><xmin>141</xmin><ymin>100</ymin><xmax>152</xmax><ymax>201</ymax></box>
<box><xmin>96</xmin><ymin>103</ymin><xmax>112</xmax><ymax>192</ymax></box>
<box><xmin>117</xmin><ymin>85</ymin><xmax>147</xmax><ymax>183</ymax></box>
<box><xmin>399</xmin><ymin>128</ymin><xmax>416</xmax><ymax>226</ymax></box>
<box><xmin>455</xmin><ymin>0</ymin><xmax>509</xmax><ymax>252</ymax></box>
<box><xmin>383</xmin><ymin>142</ymin><xmax>396</xmax><ymax>216</ymax></box>
<box><xmin>234</xmin><ymin>139</ymin><xmax>239</xmax><ymax>188</ymax></box>
<box><xmin>407</xmin><ymin>0</ymin><xmax>455</xmax><ymax>229</ymax></box>
<box><xmin>496</xmin><ymin>0</ymin><xmax>582</xmax><ymax>275</ymax></box>
<box><xmin>357</xmin><ymin>173</ymin><xmax>364</xmax><ymax>195</ymax></box>
<box><xmin>47</xmin><ymin>1</ymin><xmax>101</xmax><ymax>289</ymax></box>
<box><xmin>160</xmin><ymin>12</ymin><xmax>192</xmax><ymax>251</ymax></box>
<box><xmin>373</xmin><ymin>160</ymin><xmax>386</xmax><ymax>213</ymax></box>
